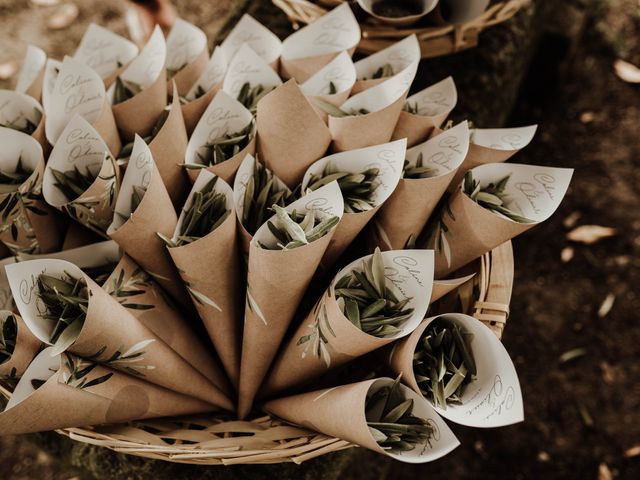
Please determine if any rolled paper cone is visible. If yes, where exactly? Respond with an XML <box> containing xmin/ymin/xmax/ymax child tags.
<box><xmin>184</xmin><ymin>90</ymin><xmax>256</xmax><ymax>185</ymax></box>
<box><xmin>392</xmin><ymin>76</ymin><xmax>458</xmax><ymax>147</ymax></box>
<box><xmin>264</xmin><ymin>377</ymin><xmax>459</xmax><ymax>463</ymax></box>
<box><xmin>43</xmin><ymin>115</ymin><xmax>120</xmax><ymax>238</ymax></box>
<box><xmin>6</xmin><ymin>259</ymin><xmax>233</xmax><ymax>410</ymax></box>
<box><xmin>104</xmin><ymin>254</ymin><xmax>232</xmax><ymax>396</ymax></box>
<box><xmin>169</xmin><ymin>46</ymin><xmax>208</xmax><ymax>97</ymax></box>
<box><xmin>448</xmin><ymin>125</ymin><xmax>538</xmax><ymax>192</ymax></box>
<box><xmin>279</xmin><ymin>4</ymin><xmax>360</xmax><ymax>82</ymax></box>
<box><xmin>0</xmin><ymin>89</ymin><xmax>44</xmax><ymax>140</ymax></box>
<box><xmin>16</xmin><ymin>45</ymin><xmax>47</xmax><ymax>102</ymax></box>
<box><xmin>30</xmin><ymin>115</ymin><xmax>51</xmax><ymax>157</ymax></box>
<box><xmin>329</xmin><ymin>95</ymin><xmax>407</xmax><ymax>152</ymax></box>
<box><xmin>220</xmin><ymin>14</ymin><xmax>282</xmax><ymax>68</ymax></box>
<box><xmin>149</xmin><ymin>85</ymin><xmax>190</xmax><ymax>206</ymax></box>
<box><xmin>263</xmin><ymin>249</ymin><xmax>433</xmax><ymax>396</ymax></box>
<box><xmin>0</xmin><ymin>257</ymin><xmax>15</xmax><ymax>311</ymax></box>
<box><xmin>107</xmin><ymin>136</ymin><xmax>191</xmax><ymax>310</ymax></box>
<box><xmin>91</xmin><ymin>100</ymin><xmax>122</xmax><ymax>159</ymax></box>
<box><xmin>102</xmin><ymin>63</ymin><xmax>129</xmax><ymax>90</ymax></box>
<box><xmin>61</xmin><ymin>222</ymin><xmax>104</xmax><ymax>250</ymax></box>
<box><xmin>0</xmin><ymin>347</ymin><xmax>216</xmax><ymax>435</ymax></box>
<box><xmin>181</xmin><ymin>83</ymin><xmax>221</xmax><ymax>135</ymax></box>
<box><xmin>389</xmin><ymin>313</ymin><xmax>524</xmax><ymax>427</ymax></box>
<box><xmin>0</xmin><ymin>311</ymin><xmax>42</xmax><ymax>381</ymax></box>
<box><xmin>18</xmin><ymin>239</ymin><xmax>121</xmax><ymax>274</ymax></box>
<box><xmin>256</xmin><ymin>80</ymin><xmax>332</xmax><ymax>189</ymax></box>
<box><xmin>166</xmin><ymin>172</ymin><xmax>242</xmax><ymax>387</ymax></box>
<box><xmin>430</xmin><ymin>163</ymin><xmax>573</xmax><ymax>277</ymax></box>
<box><xmin>430</xmin><ymin>273</ymin><xmax>475</xmax><ymax>303</ymax></box>
<box><xmin>165</xmin><ymin>19</ymin><xmax>208</xmax><ymax>97</ymax></box>
<box><xmin>372</xmin><ymin>122</ymin><xmax>469</xmax><ymax>251</ymax></box>
<box><xmin>0</xmin><ymin>128</ymin><xmax>63</xmax><ymax>255</ymax></box>
<box><xmin>351</xmin><ymin>35</ymin><xmax>421</xmax><ymax>95</ymax></box>
<box><xmin>237</xmin><ymin>182</ymin><xmax>344</xmax><ymax>418</ymax></box>
<box><xmin>301</xmin><ymin>139</ymin><xmax>406</xmax><ymax>271</ymax></box>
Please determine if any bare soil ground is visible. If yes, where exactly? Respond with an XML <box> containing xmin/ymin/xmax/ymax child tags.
<box><xmin>0</xmin><ymin>0</ymin><xmax>639</xmax><ymax>479</ymax></box>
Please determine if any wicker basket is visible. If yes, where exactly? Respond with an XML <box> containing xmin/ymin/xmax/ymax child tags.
<box><xmin>273</xmin><ymin>0</ymin><xmax>529</xmax><ymax>58</ymax></box>
<box><xmin>1</xmin><ymin>242</ymin><xmax>512</xmax><ymax>465</ymax></box>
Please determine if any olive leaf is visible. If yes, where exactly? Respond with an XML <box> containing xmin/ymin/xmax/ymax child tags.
<box><xmin>0</xmin><ymin>313</ymin><xmax>17</xmax><ymax>365</ymax></box>
<box><xmin>0</xmin><ymin>107</ymin><xmax>42</xmax><ymax>135</ymax></box>
<box><xmin>366</xmin><ymin>376</ymin><xmax>434</xmax><ymax>452</ymax></box>
<box><xmin>236</xmin><ymin>82</ymin><xmax>275</xmax><ymax>115</ymax></box>
<box><xmin>463</xmin><ymin>171</ymin><xmax>535</xmax><ymax>223</ymax></box>
<box><xmin>158</xmin><ymin>176</ymin><xmax>230</xmax><ymax>248</ymax></box>
<box><xmin>112</xmin><ymin>76</ymin><xmax>142</xmax><ymax>105</ymax></box>
<box><xmin>118</xmin><ymin>109</ymin><xmax>170</xmax><ymax>159</ymax></box>
<box><xmin>258</xmin><ymin>205</ymin><xmax>339</xmax><ymax>251</ymax></box>
<box><xmin>403</xmin><ymin>153</ymin><xmax>437</xmax><ymax>179</ymax></box>
<box><xmin>37</xmin><ymin>271</ymin><xmax>89</xmax><ymax>355</ymax></box>
<box><xmin>402</xmin><ymin>101</ymin><xmax>419</xmax><ymax>114</ymax></box>
<box><xmin>50</xmin><ymin>164</ymin><xmax>98</xmax><ymax>202</ymax></box>
<box><xmin>312</xmin><ymin>99</ymin><xmax>371</xmax><ymax>118</ymax></box>
<box><xmin>0</xmin><ymin>156</ymin><xmax>32</xmax><ymax>193</ymax></box>
<box><xmin>335</xmin><ymin>248</ymin><xmax>414</xmax><ymax>338</ymax></box>
<box><xmin>307</xmin><ymin>167</ymin><xmax>381</xmax><ymax>214</ymax></box>
<box><xmin>413</xmin><ymin>319</ymin><xmax>476</xmax><ymax>409</ymax></box>
<box><xmin>186</xmin><ymin>121</ymin><xmax>254</xmax><ymax>169</ymax></box>
<box><xmin>368</xmin><ymin>63</ymin><xmax>394</xmax><ymax>80</ymax></box>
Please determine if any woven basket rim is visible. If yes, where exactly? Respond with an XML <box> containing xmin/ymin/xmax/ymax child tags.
<box><xmin>0</xmin><ymin>242</ymin><xmax>514</xmax><ymax>465</ymax></box>
<box><xmin>272</xmin><ymin>0</ymin><xmax>530</xmax><ymax>57</ymax></box>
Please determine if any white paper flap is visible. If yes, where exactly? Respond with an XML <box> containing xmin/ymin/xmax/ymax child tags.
<box><xmin>221</xmin><ymin>14</ymin><xmax>282</xmax><ymax>65</ymax></box>
<box><xmin>332</xmin><ymin>249</ymin><xmax>434</xmax><ymax>340</ymax></box>
<box><xmin>43</xmin><ymin>114</ymin><xmax>110</xmax><ymax>207</ymax></box>
<box><xmin>281</xmin><ymin>3</ymin><xmax>361</xmax><ymax>60</ymax></box>
<box><xmin>471</xmin><ymin>125</ymin><xmax>537</xmax><ymax>151</ymax></box>
<box><xmin>185</xmin><ymin>90</ymin><xmax>253</xmax><ymax>167</ymax></box>
<box><xmin>302</xmin><ymin>139</ymin><xmax>406</xmax><ymax>206</ymax></box>
<box><xmin>18</xmin><ymin>240</ymin><xmax>121</xmax><ymax>269</ymax></box>
<box><xmin>424</xmin><ymin>313</ymin><xmax>524</xmax><ymax>427</ymax></box>
<box><xmin>405</xmin><ymin>76</ymin><xmax>457</xmax><ymax>117</ymax></box>
<box><xmin>300</xmin><ymin>51</ymin><xmax>356</xmax><ymax>97</ymax></box>
<box><xmin>185</xmin><ymin>47</ymin><xmax>227</xmax><ymax>101</ymax></box>
<box><xmin>42</xmin><ymin>59</ymin><xmax>62</xmax><ymax>114</ymax></box>
<box><xmin>468</xmin><ymin>163</ymin><xmax>574</xmax><ymax>223</ymax></box>
<box><xmin>5</xmin><ymin>347</ymin><xmax>60</xmax><ymax>410</ymax></box>
<box><xmin>5</xmin><ymin>259</ymin><xmax>85</xmax><ymax>344</ymax></box>
<box><xmin>16</xmin><ymin>45</ymin><xmax>47</xmax><ymax>94</ymax></box>
<box><xmin>366</xmin><ymin>378</ymin><xmax>459</xmax><ymax>463</ymax></box>
<box><xmin>406</xmin><ymin>121</ymin><xmax>469</xmax><ymax>177</ymax></box>
<box><xmin>0</xmin><ymin>127</ymin><xmax>43</xmax><ymax>173</ymax></box>
<box><xmin>166</xmin><ymin>18</ymin><xmax>207</xmax><ymax>71</ymax></box>
<box><xmin>222</xmin><ymin>44</ymin><xmax>282</xmax><ymax>99</ymax></box>
<box><xmin>0</xmin><ymin>90</ymin><xmax>43</xmax><ymax>133</ymax></box>
<box><xmin>252</xmin><ymin>181</ymin><xmax>344</xmax><ymax>248</ymax></box>
<box><xmin>108</xmin><ymin>135</ymin><xmax>154</xmax><ymax>233</ymax></box>
<box><xmin>341</xmin><ymin>60</ymin><xmax>418</xmax><ymax>113</ymax></box>
<box><xmin>354</xmin><ymin>35</ymin><xmax>420</xmax><ymax>80</ymax></box>
<box><xmin>45</xmin><ymin>56</ymin><xmax>106</xmax><ymax>145</ymax></box>
<box><xmin>74</xmin><ymin>23</ymin><xmax>139</xmax><ymax>79</ymax></box>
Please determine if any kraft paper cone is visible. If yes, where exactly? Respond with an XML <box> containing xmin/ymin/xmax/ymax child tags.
<box><xmin>356</xmin><ymin>0</ymin><xmax>438</xmax><ymax>27</ymax></box>
<box><xmin>264</xmin><ymin>377</ymin><xmax>459</xmax><ymax>463</ymax></box>
<box><xmin>148</xmin><ymin>85</ymin><xmax>190</xmax><ymax>206</ymax></box>
<box><xmin>166</xmin><ymin>172</ymin><xmax>241</xmax><ymax>387</ymax></box>
<box><xmin>389</xmin><ymin>313</ymin><xmax>524</xmax><ymax>427</ymax></box>
<box><xmin>263</xmin><ymin>249</ymin><xmax>433</xmax><ymax>396</ymax></box>
<box><xmin>184</xmin><ymin>90</ymin><xmax>255</xmax><ymax>185</ymax></box>
<box><xmin>0</xmin><ymin>89</ymin><xmax>43</xmax><ymax>136</ymax></box>
<box><xmin>372</xmin><ymin>122</ymin><xmax>469</xmax><ymax>251</ymax></box>
<box><xmin>237</xmin><ymin>182</ymin><xmax>344</xmax><ymax>418</ymax></box>
<box><xmin>221</xmin><ymin>14</ymin><xmax>282</xmax><ymax>67</ymax></box>
<box><xmin>393</xmin><ymin>76</ymin><xmax>457</xmax><ymax>147</ymax></box>
<box><xmin>6</xmin><ymin>260</ymin><xmax>232</xmax><ymax>410</ymax></box>
<box><xmin>181</xmin><ymin>47</ymin><xmax>227</xmax><ymax>135</ymax></box>
<box><xmin>103</xmin><ymin>253</ymin><xmax>231</xmax><ymax>396</ymax></box>
<box><xmin>301</xmin><ymin>139</ymin><xmax>406</xmax><ymax>271</ymax></box>
<box><xmin>0</xmin><ymin>257</ymin><xmax>16</xmax><ymax>311</ymax></box>
<box><xmin>429</xmin><ymin>163</ymin><xmax>573</xmax><ymax>278</ymax></box>
<box><xmin>0</xmin><ymin>347</ymin><xmax>215</xmax><ymax>435</ymax></box>
<box><xmin>165</xmin><ymin>18</ymin><xmax>208</xmax><ymax>97</ymax></box>
<box><xmin>43</xmin><ymin>115</ymin><xmax>120</xmax><ymax>237</ymax></box>
<box><xmin>73</xmin><ymin>23</ymin><xmax>139</xmax><ymax>80</ymax></box>
<box><xmin>300</xmin><ymin>51</ymin><xmax>356</xmax><ymax>123</ymax></box>
<box><xmin>328</xmin><ymin>61</ymin><xmax>418</xmax><ymax>152</ymax></box>
<box><xmin>0</xmin><ymin>311</ymin><xmax>42</xmax><ymax>382</ymax></box>
<box><xmin>109</xmin><ymin>26</ymin><xmax>168</xmax><ymax>140</ymax></box>
<box><xmin>60</xmin><ymin>222</ymin><xmax>104</xmax><ymax>250</ymax></box>
<box><xmin>352</xmin><ymin>35</ymin><xmax>420</xmax><ymax>95</ymax></box>
<box><xmin>0</xmin><ymin>128</ymin><xmax>63</xmax><ymax>255</ymax></box>
<box><xmin>448</xmin><ymin>125</ymin><xmax>538</xmax><ymax>192</ymax></box>
<box><xmin>16</xmin><ymin>45</ymin><xmax>47</xmax><ymax>102</ymax></box>
<box><xmin>256</xmin><ymin>80</ymin><xmax>332</xmax><ymax>189</ymax></box>
<box><xmin>232</xmin><ymin>154</ymin><xmax>293</xmax><ymax>259</ymax></box>
<box><xmin>107</xmin><ymin>136</ymin><xmax>191</xmax><ymax>309</ymax></box>
<box><xmin>222</xmin><ymin>43</ymin><xmax>283</xmax><ymax>103</ymax></box>
<box><xmin>431</xmin><ymin>273</ymin><xmax>475</xmax><ymax>303</ymax></box>
<box><xmin>280</xmin><ymin>4</ymin><xmax>360</xmax><ymax>83</ymax></box>
<box><xmin>44</xmin><ymin>56</ymin><xmax>121</xmax><ymax>156</ymax></box>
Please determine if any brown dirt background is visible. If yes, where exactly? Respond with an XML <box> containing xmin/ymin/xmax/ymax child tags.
<box><xmin>0</xmin><ymin>0</ymin><xmax>639</xmax><ymax>479</ymax></box>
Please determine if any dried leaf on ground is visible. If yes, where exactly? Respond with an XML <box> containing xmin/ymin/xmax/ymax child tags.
<box><xmin>597</xmin><ymin>293</ymin><xmax>615</xmax><ymax>318</ymax></box>
<box><xmin>566</xmin><ymin>225</ymin><xmax>617</xmax><ymax>245</ymax></box>
<box><xmin>614</xmin><ymin>59</ymin><xmax>640</xmax><ymax>83</ymax></box>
